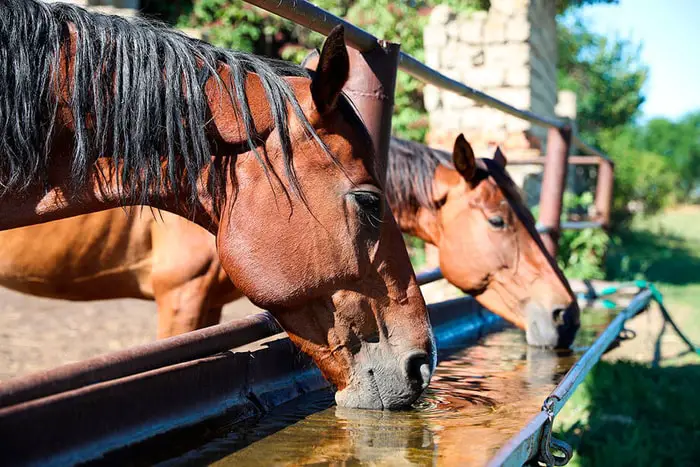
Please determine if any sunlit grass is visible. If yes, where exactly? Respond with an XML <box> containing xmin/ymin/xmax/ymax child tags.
<box><xmin>555</xmin><ymin>205</ymin><xmax>700</xmax><ymax>466</ymax></box>
<box><xmin>555</xmin><ymin>361</ymin><xmax>700</xmax><ymax>467</ymax></box>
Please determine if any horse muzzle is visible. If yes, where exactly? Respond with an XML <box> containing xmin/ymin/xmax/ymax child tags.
<box><xmin>334</xmin><ymin>348</ymin><xmax>434</xmax><ymax>410</ymax></box>
<box><xmin>525</xmin><ymin>301</ymin><xmax>580</xmax><ymax>349</ymax></box>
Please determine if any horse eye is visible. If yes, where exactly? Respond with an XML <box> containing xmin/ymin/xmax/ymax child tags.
<box><xmin>351</xmin><ymin>191</ymin><xmax>383</xmax><ymax>228</ymax></box>
<box><xmin>434</xmin><ymin>195</ymin><xmax>448</xmax><ymax>209</ymax></box>
<box><xmin>488</xmin><ymin>215</ymin><xmax>506</xmax><ymax>229</ymax></box>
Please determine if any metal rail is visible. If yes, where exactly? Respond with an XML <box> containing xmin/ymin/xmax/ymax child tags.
<box><xmin>488</xmin><ymin>289</ymin><xmax>654</xmax><ymax>466</ymax></box>
<box><xmin>246</xmin><ymin>0</ymin><xmax>605</xmax><ymax>144</ymax></box>
<box><xmin>246</xmin><ymin>0</ymin><xmax>614</xmax><ymax>254</ymax></box>
<box><xmin>398</xmin><ymin>54</ymin><xmax>564</xmax><ymax>130</ymax></box>
<box><xmin>506</xmin><ymin>155</ymin><xmax>608</xmax><ymax>166</ymax></box>
<box><xmin>573</xmin><ymin>136</ymin><xmax>613</xmax><ymax>163</ymax></box>
<box><xmin>0</xmin><ymin>296</ymin><xmax>503</xmax><ymax>466</ymax></box>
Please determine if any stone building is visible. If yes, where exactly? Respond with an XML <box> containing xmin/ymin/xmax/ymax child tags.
<box><xmin>423</xmin><ymin>0</ymin><xmax>577</xmax><ymax>201</ymax></box>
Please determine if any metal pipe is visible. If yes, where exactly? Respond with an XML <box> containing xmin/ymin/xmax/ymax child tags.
<box><xmin>537</xmin><ymin>127</ymin><xmax>573</xmax><ymax>256</ymax></box>
<box><xmin>537</xmin><ymin>221</ymin><xmax>604</xmax><ymax>234</ymax></box>
<box><xmin>573</xmin><ymin>135</ymin><xmax>613</xmax><ymax>162</ymax></box>
<box><xmin>506</xmin><ymin>155</ymin><xmax>604</xmax><ymax>166</ymax></box>
<box><xmin>245</xmin><ymin>0</ymin><xmax>378</xmax><ymax>51</ymax></box>
<box><xmin>0</xmin><ymin>312</ymin><xmax>283</xmax><ymax>408</ymax></box>
<box><xmin>488</xmin><ymin>289</ymin><xmax>654</xmax><ymax>466</ymax></box>
<box><xmin>416</xmin><ymin>267</ymin><xmax>444</xmax><ymax>285</ymax></box>
<box><xmin>246</xmin><ymin>0</ymin><xmax>566</xmax><ymax>131</ymax></box>
<box><xmin>595</xmin><ymin>158</ymin><xmax>615</xmax><ymax>229</ymax></box>
<box><xmin>398</xmin><ymin>54</ymin><xmax>565</xmax><ymax>130</ymax></box>
<box><xmin>301</xmin><ymin>43</ymin><xmax>400</xmax><ymax>183</ymax></box>
<box><xmin>247</xmin><ymin>0</ymin><xmax>617</xmax><ymax>168</ymax></box>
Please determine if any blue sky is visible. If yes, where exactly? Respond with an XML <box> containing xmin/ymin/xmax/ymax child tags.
<box><xmin>578</xmin><ymin>0</ymin><xmax>700</xmax><ymax>121</ymax></box>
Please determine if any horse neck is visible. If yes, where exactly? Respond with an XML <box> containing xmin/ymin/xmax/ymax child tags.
<box><xmin>0</xmin><ymin>152</ymin><xmax>216</xmax><ymax>232</ymax></box>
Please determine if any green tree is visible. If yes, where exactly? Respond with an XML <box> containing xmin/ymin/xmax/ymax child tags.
<box><xmin>637</xmin><ymin>112</ymin><xmax>700</xmax><ymax>197</ymax></box>
<box><xmin>557</xmin><ymin>18</ymin><xmax>648</xmax><ymax>146</ymax></box>
<box><xmin>598</xmin><ymin>126</ymin><xmax>679</xmax><ymax>221</ymax></box>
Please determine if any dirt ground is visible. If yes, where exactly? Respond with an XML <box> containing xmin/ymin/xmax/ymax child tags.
<box><xmin>0</xmin><ymin>278</ymin><xmax>460</xmax><ymax>382</ymax></box>
<box><xmin>0</xmin><ymin>287</ymin><xmax>264</xmax><ymax>381</ymax></box>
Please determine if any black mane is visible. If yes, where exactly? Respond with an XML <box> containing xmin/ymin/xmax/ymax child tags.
<box><xmin>0</xmin><ymin>0</ymin><xmax>330</xmax><ymax>207</ymax></box>
<box><xmin>387</xmin><ymin>137</ymin><xmax>453</xmax><ymax>219</ymax></box>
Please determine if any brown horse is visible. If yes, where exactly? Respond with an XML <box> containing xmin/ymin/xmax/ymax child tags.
<box><xmin>0</xmin><ymin>135</ymin><xmax>578</xmax><ymax>348</ymax></box>
<box><xmin>0</xmin><ymin>0</ymin><xmax>435</xmax><ymax>409</ymax></box>
<box><xmin>387</xmin><ymin>137</ymin><xmax>580</xmax><ymax>348</ymax></box>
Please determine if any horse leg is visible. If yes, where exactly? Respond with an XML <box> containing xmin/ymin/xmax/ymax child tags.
<box><xmin>155</xmin><ymin>278</ymin><xmax>212</xmax><ymax>339</ymax></box>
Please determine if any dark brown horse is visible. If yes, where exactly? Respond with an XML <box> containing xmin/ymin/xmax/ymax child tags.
<box><xmin>0</xmin><ymin>0</ymin><xmax>435</xmax><ymax>409</ymax></box>
<box><xmin>0</xmin><ymin>136</ymin><xmax>578</xmax><ymax>348</ymax></box>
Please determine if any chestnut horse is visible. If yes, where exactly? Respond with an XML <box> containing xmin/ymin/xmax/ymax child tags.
<box><xmin>0</xmin><ymin>135</ymin><xmax>578</xmax><ymax>347</ymax></box>
<box><xmin>388</xmin><ymin>137</ymin><xmax>579</xmax><ymax>348</ymax></box>
<box><xmin>0</xmin><ymin>0</ymin><xmax>435</xmax><ymax>409</ymax></box>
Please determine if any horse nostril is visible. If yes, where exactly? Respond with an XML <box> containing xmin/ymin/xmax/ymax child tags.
<box><xmin>552</xmin><ymin>307</ymin><xmax>566</xmax><ymax>326</ymax></box>
<box><xmin>403</xmin><ymin>351</ymin><xmax>432</xmax><ymax>390</ymax></box>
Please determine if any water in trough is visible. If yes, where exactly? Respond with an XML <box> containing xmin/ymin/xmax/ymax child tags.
<box><xmin>147</xmin><ymin>308</ymin><xmax>615</xmax><ymax>466</ymax></box>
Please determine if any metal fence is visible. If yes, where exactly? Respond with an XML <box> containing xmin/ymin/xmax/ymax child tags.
<box><xmin>243</xmin><ymin>0</ymin><xmax>615</xmax><ymax>287</ymax></box>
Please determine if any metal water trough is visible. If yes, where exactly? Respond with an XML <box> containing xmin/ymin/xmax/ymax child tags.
<box><xmin>0</xmin><ymin>296</ymin><xmax>504</xmax><ymax>466</ymax></box>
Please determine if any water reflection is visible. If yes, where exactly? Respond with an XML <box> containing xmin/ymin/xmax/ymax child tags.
<box><xmin>167</xmin><ymin>310</ymin><xmax>615</xmax><ymax>466</ymax></box>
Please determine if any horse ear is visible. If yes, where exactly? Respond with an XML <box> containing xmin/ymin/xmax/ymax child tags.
<box><xmin>453</xmin><ymin>134</ymin><xmax>476</xmax><ymax>181</ymax></box>
<box><xmin>311</xmin><ymin>26</ymin><xmax>349</xmax><ymax>114</ymax></box>
<box><xmin>493</xmin><ymin>147</ymin><xmax>508</xmax><ymax>168</ymax></box>
<box><xmin>301</xmin><ymin>49</ymin><xmax>320</xmax><ymax>71</ymax></box>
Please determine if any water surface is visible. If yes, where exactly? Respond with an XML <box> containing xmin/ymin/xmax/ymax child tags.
<box><xmin>164</xmin><ymin>309</ymin><xmax>615</xmax><ymax>466</ymax></box>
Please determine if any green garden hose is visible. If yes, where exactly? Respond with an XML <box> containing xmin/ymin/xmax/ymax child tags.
<box><xmin>579</xmin><ymin>280</ymin><xmax>700</xmax><ymax>356</ymax></box>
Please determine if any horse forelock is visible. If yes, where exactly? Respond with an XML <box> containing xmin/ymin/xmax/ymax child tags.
<box><xmin>0</xmin><ymin>0</ymin><xmax>334</xmax><ymax>211</ymax></box>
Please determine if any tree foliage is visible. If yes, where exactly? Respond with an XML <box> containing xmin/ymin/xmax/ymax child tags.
<box><xmin>597</xmin><ymin>126</ymin><xmax>680</xmax><ymax>223</ymax></box>
<box><xmin>637</xmin><ymin>112</ymin><xmax>700</xmax><ymax>196</ymax></box>
<box><xmin>557</xmin><ymin>17</ymin><xmax>648</xmax><ymax>146</ymax></box>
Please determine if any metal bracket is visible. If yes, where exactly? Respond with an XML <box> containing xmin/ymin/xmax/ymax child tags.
<box><xmin>618</xmin><ymin>328</ymin><xmax>636</xmax><ymax>341</ymax></box>
<box><xmin>537</xmin><ymin>397</ymin><xmax>573</xmax><ymax>467</ymax></box>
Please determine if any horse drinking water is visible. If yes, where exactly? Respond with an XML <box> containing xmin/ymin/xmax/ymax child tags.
<box><xmin>0</xmin><ymin>135</ymin><xmax>579</xmax><ymax>348</ymax></box>
<box><xmin>0</xmin><ymin>0</ymin><xmax>435</xmax><ymax>409</ymax></box>
<box><xmin>387</xmin><ymin>137</ymin><xmax>580</xmax><ymax>348</ymax></box>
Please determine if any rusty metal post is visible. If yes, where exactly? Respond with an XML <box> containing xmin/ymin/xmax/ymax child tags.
<box><xmin>594</xmin><ymin>158</ymin><xmax>615</xmax><ymax>229</ymax></box>
<box><xmin>538</xmin><ymin>126</ymin><xmax>572</xmax><ymax>257</ymax></box>
<box><xmin>345</xmin><ymin>44</ymin><xmax>400</xmax><ymax>182</ymax></box>
<box><xmin>302</xmin><ymin>42</ymin><xmax>400</xmax><ymax>184</ymax></box>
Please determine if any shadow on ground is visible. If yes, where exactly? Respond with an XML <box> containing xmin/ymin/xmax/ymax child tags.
<box><xmin>556</xmin><ymin>361</ymin><xmax>700</xmax><ymax>467</ymax></box>
<box><xmin>606</xmin><ymin>227</ymin><xmax>700</xmax><ymax>285</ymax></box>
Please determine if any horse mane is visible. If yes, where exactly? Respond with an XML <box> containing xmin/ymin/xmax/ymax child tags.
<box><xmin>387</xmin><ymin>137</ymin><xmax>453</xmax><ymax>219</ymax></box>
<box><xmin>479</xmin><ymin>157</ymin><xmax>532</xmax><ymax>222</ymax></box>
<box><xmin>0</xmin><ymin>0</ymin><xmax>331</xmax><ymax>208</ymax></box>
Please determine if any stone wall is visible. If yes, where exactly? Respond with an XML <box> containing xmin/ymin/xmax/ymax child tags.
<box><xmin>423</xmin><ymin>0</ymin><xmax>560</xmax><ymax>161</ymax></box>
